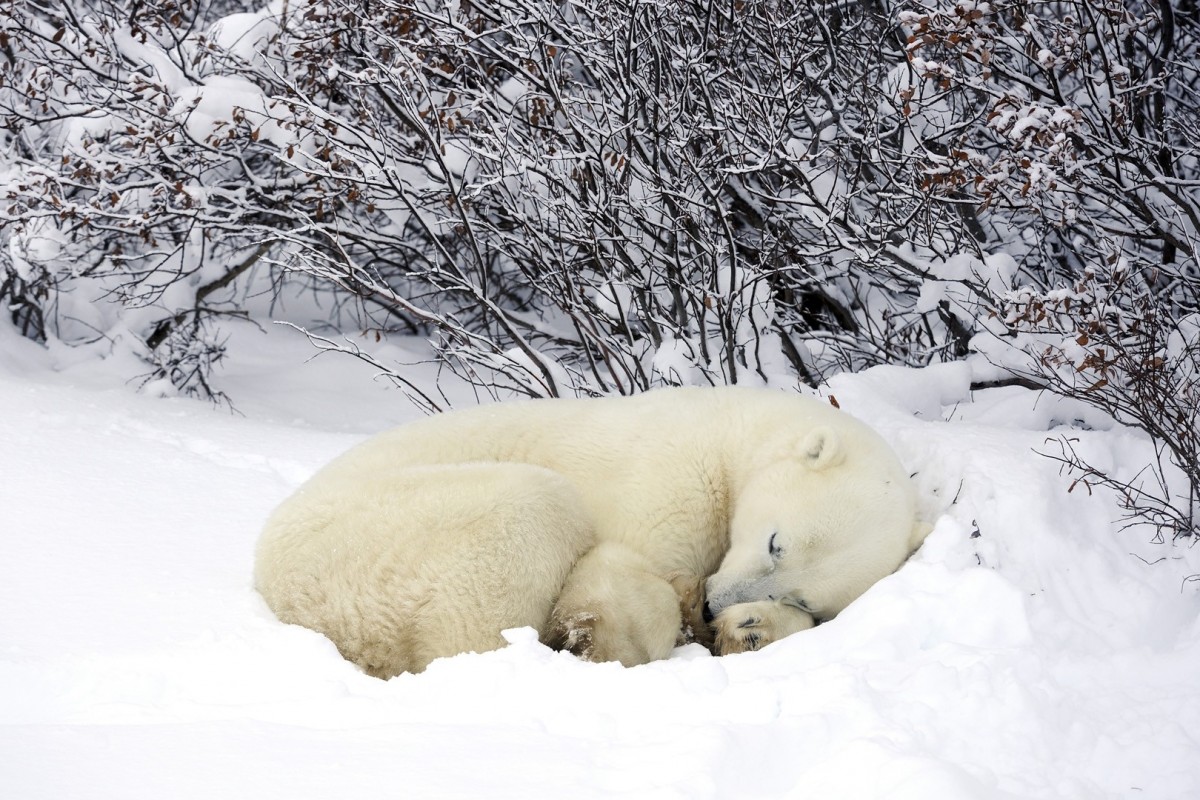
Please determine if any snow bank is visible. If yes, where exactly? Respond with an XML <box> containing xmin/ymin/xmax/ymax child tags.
<box><xmin>2</xmin><ymin>322</ymin><xmax>1198</xmax><ymax>799</ymax></box>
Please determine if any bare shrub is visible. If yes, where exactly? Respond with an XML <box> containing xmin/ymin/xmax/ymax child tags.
<box><xmin>902</xmin><ymin>0</ymin><xmax>1200</xmax><ymax>536</ymax></box>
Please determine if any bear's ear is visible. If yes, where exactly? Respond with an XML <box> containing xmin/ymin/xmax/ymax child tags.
<box><xmin>798</xmin><ymin>426</ymin><xmax>844</xmax><ymax>471</ymax></box>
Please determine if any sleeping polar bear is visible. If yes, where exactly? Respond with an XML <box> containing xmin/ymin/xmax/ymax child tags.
<box><xmin>255</xmin><ymin>386</ymin><xmax>925</xmax><ymax>677</ymax></box>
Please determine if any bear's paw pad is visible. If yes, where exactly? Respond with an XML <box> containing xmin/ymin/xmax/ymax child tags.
<box><xmin>547</xmin><ymin>611</ymin><xmax>599</xmax><ymax>660</ymax></box>
<box><xmin>713</xmin><ymin>612</ymin><xmax>773</xmax><ymax>655</ymax></box>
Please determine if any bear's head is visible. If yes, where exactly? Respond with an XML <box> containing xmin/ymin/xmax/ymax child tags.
<box><xmin>704</xmin><ymin>425</ymin><xmax>919</xmax><ymax>626</ymax></box>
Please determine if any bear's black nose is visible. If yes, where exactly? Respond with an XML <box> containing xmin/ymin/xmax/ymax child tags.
<box><xmin>701</xmin><ymin>601</ymin><xmax>714</xmax><ymax>624</ymax></box>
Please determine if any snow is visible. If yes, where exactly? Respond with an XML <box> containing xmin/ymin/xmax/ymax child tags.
<box><xmin>3</xmin><ymin>321</ymin><xmax>1200</xmax><ymax>799</ymax></box>
<box><xmin>6</xmin><ymin>218</ymin><xmax>65</xmax><ymax>281</ymax></box>
<box><xmin>209</xmin><ymin>12</ymin><xmax>280</xmax><ymax>59</ymax></box>
<box><xmin>171</xmin><ymin>76</ymin><xmax>292</xmax><ymax>148</ymax></box>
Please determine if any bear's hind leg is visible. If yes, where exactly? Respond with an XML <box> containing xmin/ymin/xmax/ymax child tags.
<box><xmin>545</xmin><ymin>542</ymin><xmax>682</xmax><ymax>667</ymax></box>
<box><xmin>257</xmin><ymin>462</ymin><xmax>593</xmax><ymax>678</ymax></box>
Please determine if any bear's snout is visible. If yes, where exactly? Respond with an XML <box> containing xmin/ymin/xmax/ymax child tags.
<box><xmin>701</xmin><ymin>601</ymin><xmax>714</xmax><ymax>624</ymax></box>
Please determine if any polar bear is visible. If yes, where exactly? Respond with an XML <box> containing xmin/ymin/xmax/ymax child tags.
<box><xmin>255</xmin><ymin>386</ymin><xmax>925</xmax><ymax>677</ymax></box>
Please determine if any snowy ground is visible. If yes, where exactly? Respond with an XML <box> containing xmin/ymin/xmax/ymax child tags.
<box><xmin>3</xmin><ymin>321</ymin><xmax>1199</xmax><ymax>799</ymax></box>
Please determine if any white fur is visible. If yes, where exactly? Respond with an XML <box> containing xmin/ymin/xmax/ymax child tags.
<box><xmin>255</xmin><ymin>386</ymin><xmax>924</xmax><ymax>676</ymax></box>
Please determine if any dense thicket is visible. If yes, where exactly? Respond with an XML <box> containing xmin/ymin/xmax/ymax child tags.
<box><xmin>2</xmin><ymin>0</ymin><xmax>1197</xmax><ymax>532</ymax></box>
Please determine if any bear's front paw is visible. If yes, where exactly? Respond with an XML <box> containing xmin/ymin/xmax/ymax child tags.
<box><xmin>712</xmin><ymin>608</ymin><xmax>772</xmax><ymax>655</ymax></box>
<box><xmin>711</xmin><ymin>600</ymin><xmax>815</xmax><ymax>656</ymax></box>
